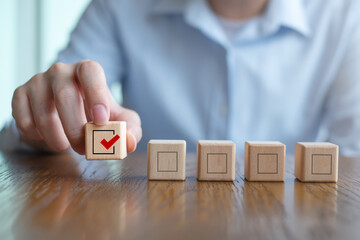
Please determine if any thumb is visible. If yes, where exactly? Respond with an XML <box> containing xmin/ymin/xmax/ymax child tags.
<box><xmin>109</xmin><ymin>101</ymin><xmax>142</xmax><ymax>153</ymax></box>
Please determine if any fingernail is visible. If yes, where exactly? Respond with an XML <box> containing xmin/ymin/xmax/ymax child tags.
<box><xmin>91</xmin><ymin>104</ymin><xmax>108</xmax><ymax>125</ymax></box>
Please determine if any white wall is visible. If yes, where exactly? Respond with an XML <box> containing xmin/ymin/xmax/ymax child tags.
<box><xmin>0</xmin><ymin>0</ymin><xmax>91</xmax><ymax>127</ymax></box>
<box><xmin>40</xmin><ymin>0</ymin><xmax>91</xmax><ymax>70</ymax></box>
<box><xmin>0</xmin><ymin>0</ymin><xmax>18</xmax><ymax>127</ymax></box>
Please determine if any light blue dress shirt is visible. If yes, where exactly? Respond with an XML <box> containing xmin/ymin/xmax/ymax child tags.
<box><xmin>2</xmin><ymin>0</ymin><xmax>360</xmax><ymax>155</ymax></box>
<box><xmin>54</xmin><ymin>0</ymin><xmax>360</xmax><ymax>154</ymax></box>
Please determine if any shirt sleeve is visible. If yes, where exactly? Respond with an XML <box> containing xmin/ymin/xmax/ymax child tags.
<box><xmin>57</xmin><ymin>0</ymin><xmax>126</xmax><ymax>86</ymax></box>
<box><xmin>323</xmin><ymin>1</ymin><xmax>360</xmax><ymax>156</ymax></box>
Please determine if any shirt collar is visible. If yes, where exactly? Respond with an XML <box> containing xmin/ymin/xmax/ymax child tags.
<box><xmin>151</xmin><ymin>0</ymin><xmax>311</xmax><ymax>45</ymax></box>
<box><xmin>152</xmin><ymin>0</ymin><xmax>229</xmax><ymax>46</ymax></box>
<box><xmin>265</xmin><ymin>0</ymin><xmax>311</xmax><ymax>37</ymax></box>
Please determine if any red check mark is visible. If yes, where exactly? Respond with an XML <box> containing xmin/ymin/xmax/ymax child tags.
<box><xmin>100</xmin><ymin>135</ymin><xmax>120</xmax><ymax>150</ymax></box>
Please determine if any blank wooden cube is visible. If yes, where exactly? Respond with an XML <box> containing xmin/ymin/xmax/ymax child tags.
<box><xmin>244</xmin><ymin>141</ymin><xmax>285</xmax><ymax>181</ymax></box>
<box><xmin>295</xmin><ymin>142</ymin><xmax>338</xmax><ymax>182</ymax></box>
<box><xmin>147</xmin><ymin>140</ymin><xmax>186</xmax><ymax>180</ymax></box>
<box><xmin>85</xmin><ymin>121</ymin><xmax>127</xmax><ymax>160</ymax></box>
<box><xmin>197</xmin><ymin>140</ymin><xmax>235</xmax><ymax>181</ymax></box>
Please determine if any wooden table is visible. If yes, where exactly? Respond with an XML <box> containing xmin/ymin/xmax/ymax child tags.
<box><xmin>0</xmin><ymin>151</ymin><xmax>359</xmax><ymax>240</ymax></box>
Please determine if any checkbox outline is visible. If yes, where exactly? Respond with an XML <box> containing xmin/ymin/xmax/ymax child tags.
<box><xmin>157</xmin><ymin>151</ymin><xmax>178</xmax><ymax>172</ymax></box>
<box><xmin>92</xmin><ymin>130</ymin><xmax>116</xmax><ymax>155</ymax></box>
<box><xmin>207</xmin><ymin>153</ymin><xmax>228</xmax><ymax>174</ymax></box>
<box><xmin>257</xmin><ymin>153</ymin><xmax>279</xmax><ymax>174</ymax></box>
<box><xmin>311</xmin><ymin>154</ymin><xmax>332</xmax><ymax>175</ymax></box>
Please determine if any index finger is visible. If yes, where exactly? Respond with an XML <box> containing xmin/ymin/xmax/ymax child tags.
<box><xmin>76</xmin><ymin>61</ymin><xmax>112</xmax><ymax>125</ymax></box>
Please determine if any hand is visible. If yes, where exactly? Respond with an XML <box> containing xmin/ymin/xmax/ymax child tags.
<box><xmin>12</xmin><ymin>60</ymin><xmax>142</xmax><ymax>154</ymax></box>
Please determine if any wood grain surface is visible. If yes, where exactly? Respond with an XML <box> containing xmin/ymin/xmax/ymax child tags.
<box><xmin>0</xmin><ymin>151</ymin><xmax>359</xmax><ymax>240</ymax></box>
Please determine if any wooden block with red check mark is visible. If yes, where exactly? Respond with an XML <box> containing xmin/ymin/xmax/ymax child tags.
<box><xmin>85</xmin><ymin>121</ymin><xmax>127</xmax><ymax>160</ymax></box>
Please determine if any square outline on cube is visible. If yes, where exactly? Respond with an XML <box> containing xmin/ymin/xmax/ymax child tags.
<box><xmin>207</xmin><ymin>153</ymin><xmax>228</xmax><ymax>174</ymax></box>
<box><xmin>157</xmin><ymin>151</ymin><xmax>178</xmax><ymax>172</ymax></box>
<box><xmin>257</xmin><ymin>153</ymin><xmax>278</xmax><ymax>174</ymax></box>
<box><xmin>311</xmin><ymin>154</ymin><xmax>332</xmax><ymax>175</ymax></box>
<box><xmin>92</xmin><ymin>130</ymin><xmax>115</xmax><ymax>155</ymax></box>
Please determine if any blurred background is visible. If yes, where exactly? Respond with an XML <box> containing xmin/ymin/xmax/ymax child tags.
<box><xmin>0</xmin><ymin>0</ymin><xmax>91</xmax><ymax>127</ymax></box>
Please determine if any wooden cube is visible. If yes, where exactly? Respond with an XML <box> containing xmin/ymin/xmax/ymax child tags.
<box><xmin>197</xmin><ymin>140</ymin><xmax>235</xmax><ymax>181</ymax></box>
<box><xmin>295</xmin><ymin>142</ymin><xmax>338</xmax><ymax>182</ymax></box>
<box><xmin>147</xmin><ymin>140</ymin><xmax>186</xmax><ymax>180</ymax></box>
<box><xmin>85</xmin><ymin>121</ymin><xmax>127</xmax><ymax>160</ymax></box>
<box><xmin>244</xmin><ymin>141</ymin><xmax>285</xmax><ymax>181</ymax></box>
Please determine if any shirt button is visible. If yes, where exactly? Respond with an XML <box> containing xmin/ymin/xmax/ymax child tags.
<box><xmin>220</xmin><ymin>105</ymin><xmax>228</xmax><ymax>116</ymax></box>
